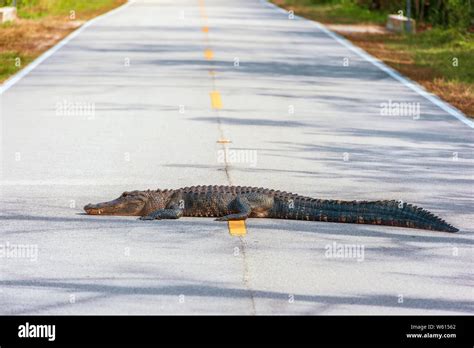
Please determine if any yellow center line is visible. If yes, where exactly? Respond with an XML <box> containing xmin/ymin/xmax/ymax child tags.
<box><xmin>228</xmin><ymin>220</ymin><xmax>247</xmax><ymax>236</ymax></box>
<box><xmin>204</xmin><ymin>48</ymin><xmax>214</xmax><ymax>60</ymax></box>
<box><xmin>199</xmin><ymin>3</ymin><xmax>207</xmax><ymax>20</ymax></box>
<box><xmin>210</xmin><ymin>91</ymin><xmax>223</xmax><ymax>109</ymax></box>
<box><xmin>200</xmin><ymin>3</ymin><xmax>239</xmax><ymax>237</ymax></box>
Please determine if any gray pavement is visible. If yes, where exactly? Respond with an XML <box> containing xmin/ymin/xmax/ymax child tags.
<box><xmin>0</xmin><ymin>0</ymin><xmax>473</xmax><ymax>315</ymax></box>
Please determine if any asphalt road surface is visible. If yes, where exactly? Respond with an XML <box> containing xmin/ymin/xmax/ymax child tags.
<box><xmin>0</xmin><ymin>0</ymin><xmax>473</xmax><ymax>315</ymax></box>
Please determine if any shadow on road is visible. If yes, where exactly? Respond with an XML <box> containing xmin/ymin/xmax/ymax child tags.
<box><xmin>1</xmin><ymin>278</ymin><xmax>472</xmax><ymax>315</ymax></box>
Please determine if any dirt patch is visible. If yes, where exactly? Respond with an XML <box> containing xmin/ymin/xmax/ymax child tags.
<box><xmin>0</xmin><ymin>18</ymin><xmax>83</xmax><ymax>55</ymax></box>
<box><xmin>326</xmin><ymin>24</ymin><xmax>389</xmax><ymax>34</ymax></box>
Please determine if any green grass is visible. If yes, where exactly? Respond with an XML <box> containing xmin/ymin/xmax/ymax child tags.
<box><xmin>0</xmin><ymin>52</ymin><xmax>33</xmax><ymax>81</ymax></box>
<box><xmin>273</xmin><ymin>0</ymin><xmax>388</xmax><ymax>24</ymax></box>
<box><xmin>389</xmin><ymin>29</ymin><xmax>474</xmax><ymax>84</ymax></box>
<box><xmin>0</xmin><ymin>21</ymin><xmax>14</xmax><ymax>29</ymax></box>
<box><xmin>0</xmin><ymin>0</ymin><xmax>124</xmax><ymax>19</ymax></box>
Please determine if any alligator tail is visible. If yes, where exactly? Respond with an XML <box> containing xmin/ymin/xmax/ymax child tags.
<box><xmin>272</xmin><ymin>197</ymin><xmax>459</xmax><ymax>233</ymax></box>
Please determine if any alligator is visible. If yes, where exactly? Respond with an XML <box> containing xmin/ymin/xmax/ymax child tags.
<box><xmin>83</xmin><ymin>185</ymin><xmax>458</xmax><ymax>232</ymax></box>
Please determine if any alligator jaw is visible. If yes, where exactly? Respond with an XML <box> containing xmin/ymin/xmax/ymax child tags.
<box><xmin>84</xmin><ymin>202</ymin><xmax>114</xmax><ymax>215</ymax></box>
<box><xmin>83</xmin><ymin>198</ymin><xmax>144</xmax><ymax>216</ymax></box>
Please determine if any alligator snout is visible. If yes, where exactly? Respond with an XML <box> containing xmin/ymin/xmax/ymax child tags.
<box><xmin>84</xmin><ymin>192</ymin><xmax>150</xmax><ymax>216</ymax></box>
<box><xmin>83</xmin><ymin>197</ymin><xmax>144</xmax><ymax>216</ymax></box>
<box><xmin>84</xmin><ymin>203</ymin><xmax>103</xmax><ymax>215</ymax></box>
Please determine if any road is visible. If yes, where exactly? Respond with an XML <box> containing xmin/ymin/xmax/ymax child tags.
<box><xmin>0</xmin><ymin>0</ymin><xmax>473</xmax><ymax>315</ymax></box>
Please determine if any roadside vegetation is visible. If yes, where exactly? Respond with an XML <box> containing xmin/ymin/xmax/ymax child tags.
<box><xmin>271</xmin><ymin>0</ymin><xmax>474</xmax><ymax>116</ymax></box>
<box><xmin>0</xmin><ymin>0</ymin><xmax>126</xmax><ymax>82</ymax></box>
<box><xmin>272</xmin><ymin>0</ymin><xmax>389</xmax><ymax>24</ymax></box>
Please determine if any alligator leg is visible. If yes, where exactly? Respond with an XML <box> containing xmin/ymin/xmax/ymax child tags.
<box><xmin>139</xmin><ymin>208</ymin><xmax>183</xmax><ymax>220</ymax></box>
<box><xmin>215</xmin><ymin>196</ymin><xmax>251</xmax><ymax>221</ymax></box>
<box><xmin>140</xmin><ymin>192</ymin><xmax>185</xmax><ymax>220</ymax></box>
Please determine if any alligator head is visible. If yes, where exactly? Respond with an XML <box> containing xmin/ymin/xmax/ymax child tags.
<box><xmin>84</xmin><ymin>190</ymin><xmax>156</xmax><ymax>216</ymax></box>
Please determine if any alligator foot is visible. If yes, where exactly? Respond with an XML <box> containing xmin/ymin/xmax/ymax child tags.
<box><xmin>139</xmin><ymin>215</ymin><xmax>161</xmax><ymax>221</ymax></box>
<box><xmin>215</xmin><ymin>215</ymin><xmax>248</xmax><ymax>221</ymax></box>
<box><xmin>215</xmin><ymin>217</ymin><xmax>228</xmax><ymax>221</ymax></box>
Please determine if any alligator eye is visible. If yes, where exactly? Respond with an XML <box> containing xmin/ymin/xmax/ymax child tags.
<box><xmin>121</xmin><ymin>192</ymin><xmax>128</xmax><ymax>197</ymax></box>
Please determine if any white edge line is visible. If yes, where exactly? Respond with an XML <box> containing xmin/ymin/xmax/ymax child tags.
<box><xmin>0</xmin><ymin>0</ymin><xmax>134</xmax><ymax>95</ymax></box>
<box><xmin>259</xmin><ymin>0</ymin><xmax>474</xmax><ymax>128</ymax></box>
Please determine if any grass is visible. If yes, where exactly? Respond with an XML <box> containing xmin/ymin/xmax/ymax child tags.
<box><xmin>272</xmin><ymin>0</ymin><xmax>388</xmax><ymax>25</ymax></box>
<box><xmin>271</xmin><ymin>0</ymin><xmax>474</xmax><ymax>117</ymax></box>
<box><xmin>0</xmin><ymin>51</ymin><xmax>32</xmax><ymax>80</ymax></box>
<box><xmin>404</xmin><ymin>29</ymin><xmax>473</xmax><ymax>84</ymax></box>
<box><xmin>0</xmin><ymin>0</ymin><xmax>126</xmax><ymax>82</ymax></box>
<box><xmin>16</xmin><ymin>0</ymin><xmax>126</xmax><ymax>19</ymax></box>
